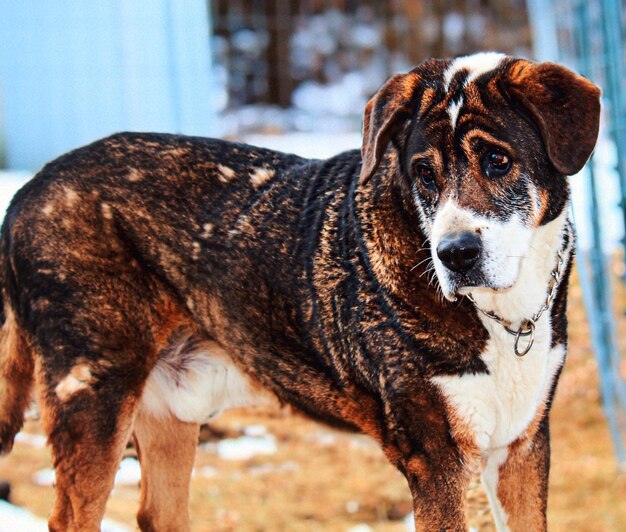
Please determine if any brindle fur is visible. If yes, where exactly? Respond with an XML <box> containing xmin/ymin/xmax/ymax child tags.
<box><xmin>0</xmin><ymin>56</ymin><xmax>599</xmax><ymax>531</ymax></box>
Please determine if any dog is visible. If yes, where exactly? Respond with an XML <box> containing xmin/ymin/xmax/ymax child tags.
<box><xmin>0</xmin><ymin>52</ymin><xmax>600</xmax><ymax>531</ymax></box>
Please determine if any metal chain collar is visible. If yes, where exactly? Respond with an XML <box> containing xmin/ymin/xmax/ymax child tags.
<box><xmin>465</xmin><ymin>228</ymin><xmax>570</xmax><ymax>357</ymax></box>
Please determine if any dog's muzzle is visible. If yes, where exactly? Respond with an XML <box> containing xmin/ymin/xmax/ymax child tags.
<box><xmin>436</xmin><ymin>232</ymin><xmax>482</xmax><ymax>274</ymax></box>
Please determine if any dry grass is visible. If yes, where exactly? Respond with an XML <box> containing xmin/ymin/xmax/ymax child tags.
<box><xmin>0</xmin><ymin>266</ymin><xmax>624</xmax><ymax>531</ymax></box>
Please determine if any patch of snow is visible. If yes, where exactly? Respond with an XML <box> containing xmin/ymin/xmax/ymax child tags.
<box><xmin>33</xmin><ymin>457</ymin><xmax>141</xmax><ymax>488</ymax></box>
<box><xmin>32</xmin><ymin>468</ymin><xmax>55</xmax><ymax>487</ymax></box>
<box><xmin>348</xmin><ymin>525</ymin><xmax>373</xmax><ymax>532</ymax></box>
<box><xmin>216</xmin><ymin>434</ymin><xmax>277</xmax><ymax>461</ymax></box>
<box><xmin>114</xmin><ymin>457</ymin><xmax>141</xmax><ymax>486</ymax></box>
<box><xmin>0</xmin><ymin>501</ymin><xmax>129</xmax><ymax>532</ymax></box>
<box><xmin>101</xmin><ymin>519</ymin><xmax>131</xmax><ymax>532</ymax></box>
<box><xmin>0</xmin><ymin>500</ymin><xmax>47</xmax><ymax>532</ymax></box>
<box><xmin>292</xmin><ymin>71</ymin><xmax>368</xmax><ymax>117</ymax></box>
<box><xmin>243</xmin><ymin>424</ymin><xmax>267</xmax><ymax>437</ymax></box>
<box><xmin>14</xmin><ymin>432</ymin><xmax>46</xmax><ymax>449</ymax></box>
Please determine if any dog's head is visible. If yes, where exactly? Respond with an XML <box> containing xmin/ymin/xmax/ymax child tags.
<box><xmin>361</xmin><ymin>53</ymin><xmax>601</xmax><ymax>300</ymax></box>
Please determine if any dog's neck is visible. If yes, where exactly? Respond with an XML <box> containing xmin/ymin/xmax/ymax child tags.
<box><xmin>465</xmin><ymin>209</ymin><xmax>572</xmax><ymax>328</ymax></box>
<box><xmin>358</xmin><ymin>164</ymin><xmax>437</xmax><ymax>305</ymax></box>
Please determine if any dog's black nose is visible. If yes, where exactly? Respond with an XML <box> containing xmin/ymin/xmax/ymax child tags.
<box><xmin>436</xmin><ymin>232</ymin><xmax>482</xmax><ymax>273</ymax></box>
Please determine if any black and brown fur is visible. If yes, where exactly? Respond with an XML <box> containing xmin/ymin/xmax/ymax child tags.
<box><xmin>0</xmin><ymin>56</ymin><xmax>600</xmax><ymax>530</ymax></box>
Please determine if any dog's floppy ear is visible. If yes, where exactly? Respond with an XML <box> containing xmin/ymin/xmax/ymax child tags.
<box><xmin>502</xmin><ymin>60</ymin><xmax>601</xmax><ymax>175</ymax></box>
<box><xmin>360</xmin><ymin>72</ymin><xmax>420</xmax><ymax>185</ymax></box>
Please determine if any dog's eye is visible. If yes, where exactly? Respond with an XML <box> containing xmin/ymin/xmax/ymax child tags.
<box><xmin>414</xmin><ymin>164</ymin><xmax>437</xmax><ymax>189</ymax></box>
<box><xmin>482</xmin><ymin>151</ymin><xmax>511</xmax><ymax>178</ymax></box>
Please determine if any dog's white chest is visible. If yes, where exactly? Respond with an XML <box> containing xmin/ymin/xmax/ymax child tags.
<box><xmin>433</xmin><ymin>318</ymin><xmax>565</xmax><ymax>451</ymax></box>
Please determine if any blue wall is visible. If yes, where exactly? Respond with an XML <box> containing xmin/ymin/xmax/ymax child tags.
<box><xmin>0</xmin><ymin>0</ymin><xmax>218</xmax><ymax>170</ymax></box>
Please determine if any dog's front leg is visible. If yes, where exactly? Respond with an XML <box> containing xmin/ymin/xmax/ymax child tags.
<box><xmin>482</xmin><ymin>416</ymin><xmax>550</xmax><ymax>531</ymax></box>
<box><xmin>404</xmin><ymin>456</ymin><xmax>470</xmax><ymax>531</ymax></box>
<box><xmin>382</xmin><ymin>437</ymin><xmax>470</xmax><ymax>532</ymax></box>
<box><xmin>378</xmin><ymin>381</ymin><xmax>471</xmax><ymax>530</ymax></box>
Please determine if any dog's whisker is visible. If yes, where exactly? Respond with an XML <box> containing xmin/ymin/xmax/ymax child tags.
<box><xmin>411</xmin><ymin>258</ymin><xmax>432</xmax><ymax>271</ymax></box>
<box><xmin>419</xmin><ymin>265</ymin><xmax>436</xmax><ymax>279</ymax></box>
<box><xmin>427</xmin><ymin>270</ymin><xmax>439</xmax><ymax>289</ymax></box>
<box><xmin>410</xmin><ymin>256</ymin><xmax>434</xmax><ymax>271</ymax></box>
<box><xmin>414</xmin><ymin>245</ymin><xmax>431</xmax><ymax>255</ymax></box>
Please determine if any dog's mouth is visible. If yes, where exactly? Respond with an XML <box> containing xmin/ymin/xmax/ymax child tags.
<box><xmin>457</xmin><ymin>283</ymin><xmax>513</xmax><ymax>296</ymax></box>
<box><xmin>436</xmin><ymin>265</ymin><xmax>520</xmax><ymax>301</ymax></box>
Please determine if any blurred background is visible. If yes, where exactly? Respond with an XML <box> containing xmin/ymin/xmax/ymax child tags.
<box><xmin>0</xmin><ymin>1</ymin><xmax>625</xmax><ymax>530</ymax></box>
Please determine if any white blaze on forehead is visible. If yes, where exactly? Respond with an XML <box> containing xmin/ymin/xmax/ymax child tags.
<box><xmin>444</xmin><ymin>52</ymin><xmax>506</xmax><ymax>130</ymax></box>
<box><xmin>444</xmin><ymin>52</ymin><xmax>507</xmax><ymax>90</ymax></box>
<box><xmin>448</xmin><ymin>97</ymin><xmax>463</xmax><ymax>131</ymax></box>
